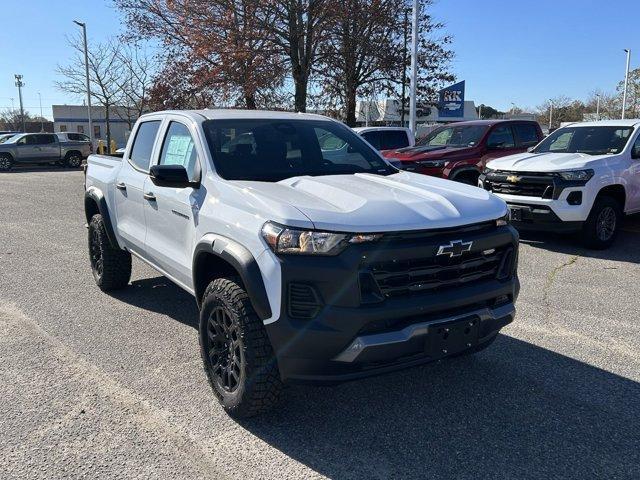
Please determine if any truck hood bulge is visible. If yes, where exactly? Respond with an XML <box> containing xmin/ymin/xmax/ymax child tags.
<box><xmin>487</xmin><ymin>151</ymin><xmax>617</xmax><ymax>172</ymax></box>
<box><xmin>233</xmin><ymin>171</ymin><xmax>507</xmax><ymax>232</ymax></box>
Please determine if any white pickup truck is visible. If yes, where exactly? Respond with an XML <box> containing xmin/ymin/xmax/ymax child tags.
<box><xmin>479</xmin><ymin>120</ymin><xmax>640</xmax><ymax>248</ymax></box>
<box><xmin>84</xmin><ymin>109</ymin><xmax>519</xmax><ymax>417</ymax></box>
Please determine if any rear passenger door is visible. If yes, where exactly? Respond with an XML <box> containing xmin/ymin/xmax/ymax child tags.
<box><xmin>143</xmin><ymin>119</ymin><xmax>204</xmax><ymax>287</ymax></box>
<box><xmin>38</xmin><ymin>134</ymin><xmax>60</xmax><ymax>160</ymax></box>
<box><xmin>114</xmin><ymin>119</ymin><xmax>162</xmax><ymax>253</ymax></box>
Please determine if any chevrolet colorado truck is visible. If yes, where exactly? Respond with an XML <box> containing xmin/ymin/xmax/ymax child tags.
<box><xmin>84</xmin><ymin>110</ymin><xmax>519</xmax><ymax>417</ymax></box>
<box><xmin>383</xmin><ymin>120</ymin><xmax>544</xmax><ymax>185</ymax></box>
<box><xmin>0</xmin><ymin>132</ymin><xmax>89</xmax><ymax>171</ymax></box>
<box><xmin>480</xmin><ymin>120</ymin><xmax>640</xmax><ymax>249</ymax></box>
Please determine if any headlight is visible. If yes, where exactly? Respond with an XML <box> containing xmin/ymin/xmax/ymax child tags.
<box><xmin>261</xmin><ymin>222</ymin><xmax>382</xmax><ymax>255</ymax></box>
<box><xmin>416</xmin><ymin>159</ymin><xmax>448</xmax><ymax>168</ymax></box>
<box><xmin>496</xmin><ymin>211</ymin><xmax>510</xmax><ymax>226</ymax></box>
<box><xmin>557</xmin><ymin>169</ymin><xmax>594</xmax><ymax>182</ymax></box>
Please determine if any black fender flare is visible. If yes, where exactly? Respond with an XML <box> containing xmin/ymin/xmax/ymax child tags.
<box><xmin>193</xmin><ymin>234</ymin><xmax>272</xmax><ymax>320</ymax></box>
<box><xmin>84</xmin><ymin>188</ymin><xmax>119</xmax><ymax>248</ymax></box>
<box><xmin>449</xmin><ymin>166</ymin><xmax>481</xmax><ymax>182</ymax></box>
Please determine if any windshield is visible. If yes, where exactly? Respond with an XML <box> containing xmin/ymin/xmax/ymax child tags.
<box><xmin>202</xmin><ymin>119</ymin><xmax>395</xmax><ymax>182</ymax></box>
<box><xmin>534</xmin><ymin>126</ymin><xmax>633</xmax><ymax>155</ymax></box>
<box><xmin>417</xmin><ymin>125</ymin><xmax>488</xmax><ymax>148</ymax></box>
<box><xmin>0</xmin><ymin>134</ymin><xmax>18</xmax><ymax>143</ymax></box>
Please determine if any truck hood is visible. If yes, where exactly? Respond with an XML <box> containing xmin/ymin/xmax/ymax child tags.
<box><xmin>382</xmin><ymin>145</ymin><xmax>471</xmax><ymax>161</ymax></box>
<box><xmin>487</xmin><ymin>151</ymin><xmax>615</xmax><ymax>172</ymax></box>
<box><xmin>233</xmin><ymin>172</ymin><xmax>507</xmax><ymax>232</ymax></box>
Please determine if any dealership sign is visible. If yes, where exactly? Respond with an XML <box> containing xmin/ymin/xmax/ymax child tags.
<box><xmin>438</xmin><ymin>81</ymin><xmax>465</xmax><ymax>118</ymax></box>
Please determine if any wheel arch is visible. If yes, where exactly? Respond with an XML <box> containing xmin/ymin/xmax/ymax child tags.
<box><xmin>65</xmin><ymin>149</ymin><xmax>82</xmax><ymax>159</ymax></box>
<box><xmin>449</xmin><ymin>166</ymin><xmax>481</xmax><ymax>183</ymax></box>
<box><xmin>192</xmin><ymin>234</ymin><xmax>272</xmax><ymax>320</ymax></box>
<box><xmin>596</xmin><ymin>184</ymin><xmax>626</xmax><ymax>211</ymax></box>
<box><xmin>84</xmin><ymin>188</ymin><xmax>119</xmax><ymax>248</ymax></box>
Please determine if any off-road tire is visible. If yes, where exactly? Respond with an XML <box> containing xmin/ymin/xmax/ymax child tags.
<box><xmin>0</xmin><ymin>154</ymin><xmax>13</xmax><ymax>171</ymax></box>
<box><xmin>65</xmin><ymin>152</ymin><xmax>83</xmax><ymax>169</ymax></box>
<box><xmin>199</xmin><ymin>277</ymin><xmax>282</xmax><ymax>418</ymax></box>
<box><xmin>88</xmin><ymin>214</ymin><xmax>131</xmax><ymax>290</ymax></box>
<box><xmin>581</xmin><ymin>196</ymin><xmax>622</xmax><ymax>250</ymax></box>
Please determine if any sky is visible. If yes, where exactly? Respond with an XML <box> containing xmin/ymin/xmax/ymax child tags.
<box><xmin>1</xmin><ymin>0</ymin><xmax>639</xmax><ymax>119</ymax></box>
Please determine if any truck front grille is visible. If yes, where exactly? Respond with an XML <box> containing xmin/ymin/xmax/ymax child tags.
<box><xmin>368</xmin><ymin>245</ymin><xmax>513</xmax><ymax>298</ymax></box>
<box><xmin>484</xmin><ymin>172</ymin><xmax>555</xmax><ymax>199</ymax></box>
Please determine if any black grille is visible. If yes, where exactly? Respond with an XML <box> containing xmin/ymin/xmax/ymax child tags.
<box><xmin>288</xmin><ymin>283</ymin><xmax>322</xmax><ymax>319</ymax></box>
<box><xmin>485</xmin><ymin>172</ymin><xmax>555</xmax><ymax>198</ymax></box>
<box><xmin>369</xmin><ymin>246</ymin><xmax>512</xmax><ymax>298</ymax></box>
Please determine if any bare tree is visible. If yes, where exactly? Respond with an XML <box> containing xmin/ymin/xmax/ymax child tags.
<box><xmin>116</xmin><ymin>44</ymin><xmax>155</xmax><ymax>129</ymax></box>
<box><xmin>0</xmin><ymin>109</ymin><xmax>36</xmax><ymax>131</ymax></box>
<box><xmin>56</xmin><ymin>34</ymin><xmax>123</xmax><ymax>147</ymax></box>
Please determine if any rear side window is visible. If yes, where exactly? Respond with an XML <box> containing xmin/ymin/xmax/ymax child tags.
<box><xmin>361</xmin><ymin>131</ymin><xmax>382</xmax><ymax>150</ymax></box>
<box><xmin>514</xmin><ymin>124</ymin><xmax>540</xmax><ymax>147</ymax></box>
<box><xmin>487</xmin><ymin>125</ymin><xmax>515</xmax><ymax>149</ymax></box>
<box><xmin>129</xmin><ymin>121</ymin><xmax>161</xmax><ymax>171</ymax></box>
<box><xmin>382</xmin><ymin>130</ymin><xmax>410</xmax><ymax>150</ymax></box>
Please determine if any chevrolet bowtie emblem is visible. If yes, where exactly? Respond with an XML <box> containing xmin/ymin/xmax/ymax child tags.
<box><xmin>506</xmin><ymin>175</ymin><xmax>521</xmax><ymax>183</ymax></box>
<box><xmin>436</xmin><ymin>240</ymin><xmax>473</xmax><ymax>258</ymax></box>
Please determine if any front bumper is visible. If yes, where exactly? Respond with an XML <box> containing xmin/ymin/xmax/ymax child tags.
<box><xmin>264</xmin><ymin>224</ymin><xmax>520</xmax><ymax>383</ymax></box>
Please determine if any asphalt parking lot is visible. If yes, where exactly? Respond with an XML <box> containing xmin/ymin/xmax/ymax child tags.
<box><xmin>1</xmin><ymin>167</ymin><xmax>639</xmax><ymax>480</ymax></box>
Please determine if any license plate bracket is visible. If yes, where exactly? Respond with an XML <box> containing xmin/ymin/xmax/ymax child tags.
<box><xmin>427</xmin><ymin>317</ymin><xmax>480</xmax><ymax>358</ymax></box>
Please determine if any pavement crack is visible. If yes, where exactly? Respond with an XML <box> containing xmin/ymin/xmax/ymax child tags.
<box><xmin>542</xmin><ymin>255</ymin><xmax>579</xmax><ymax>317</ymax></box>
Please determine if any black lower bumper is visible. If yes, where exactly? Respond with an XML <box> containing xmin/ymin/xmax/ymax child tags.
<box><xmin>508</xmin><ymin>203</ymin><xmax>583</xmax><ymax>233</ymax></box>
<box><xmin>264</xmin><ymin>224</ymin><xmax>520</xmax><ymax>383</ymax></box>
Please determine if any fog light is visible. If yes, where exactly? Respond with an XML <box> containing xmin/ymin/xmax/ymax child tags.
<box><xmin>567</xmin><ymin>191</ymin><xmax>582</xmax><ymax>205</ymax></box>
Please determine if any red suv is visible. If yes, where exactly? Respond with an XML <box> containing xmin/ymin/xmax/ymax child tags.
<box><xmin>382</xmin><ymin>119</ymin><xmax>544</xmax><ymax>185</ymax></box>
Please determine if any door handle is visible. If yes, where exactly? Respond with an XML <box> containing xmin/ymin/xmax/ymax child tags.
<box><xmin>115</xmin><ymin>182</ymin><xmax>127</xmax><ymax>191</ymax></box>
<box><xmin>143</xmin><ymin>192</ymin><xmax>156</xmax><ymax>201</ymax></box>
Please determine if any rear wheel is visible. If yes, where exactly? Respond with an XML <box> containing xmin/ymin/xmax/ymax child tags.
<box><xmin>88</xmin><ymin>214</ymin><xmax>131</xmax><ymax>290</ymax></box>
<box><xmin>0</xmin><ymin>154</ymin><xmax>13</xmax><ymax>171</ymax></box>
<box><xmin>581</xmin><ymin>196</ymin><xmax>622</xmax><ymax>249</ymax></box>
<box><xmin>65</xmin><ymin>152</ymin><xmax>82</xmax><ymax>169</ymax></box>
<box><xmin>199</xmin><ymin>277</ymin><xmax>282</xmax><ymax>418</ymax></box>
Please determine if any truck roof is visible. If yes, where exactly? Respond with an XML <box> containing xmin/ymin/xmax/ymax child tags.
<box><xmin>559</xmin><ymin>119</ymin><xmax>640</xmax><ymax>128</ymax></box>
<box><xmin>442</xmin><ymin>119</ymin><xmax>537</xmax><ymax>127</ymax></box>
<box><xmin>140</xmin><ymin>109</ymin><xmax>335</xmax><ymax>123</ymax></box>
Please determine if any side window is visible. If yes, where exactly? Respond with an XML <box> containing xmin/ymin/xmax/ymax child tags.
<box><xmin>67</xmin><ymin>133</ymin><xmax>79</xmax><ymax>141</ymax></box>
<box><xmin>632</xmin><ymin>135</ymin><xmax>640</xmax><ymax>158</ymax></box>
<box><xmin>382</xmin><ymin>130</ymin><xmax>410</xmax><ymax>150</ymax></box>
<box><xmin>129</xmin><ymin>121</ymin><xmax>161</xmax><ymax>171</ymax></box>
<box><xmin>514</xmin><ymin>124</ymin><xmax>540</xmax><ymax>147</ymax></box>
<box><xmin>158</xmin><ymin>122</ymin><xmax>199</xmax><ymax>181</ymax></box>
<box><xmin>60</xmin><ymin>125</ymin><xmax>68</xmax><ymax>132</ymax></box>
<box><xmin>17</xmin><ymin>136</ymin><xmax>28</xmax><ymax>145</ymax></box>
<box><xmin>361</xmin><ymin>131</ymin><xmax>382</xmax><ymax>150</ymax></box>
<box><xmin>315</xmin><ymin>127</ymin><xmax>370</xmax><ymax>168</ymax></box>
<box><xmin>26</xmin><ymin>135</ymin><xmax>41</xmax><ymax>145</ymax></box>
<box><xmin>487</xmin><ymin>125</ymin><xmax>515</xmax><ymax>149</ymax></box>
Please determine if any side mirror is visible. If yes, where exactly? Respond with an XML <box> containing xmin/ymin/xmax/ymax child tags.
<box><xmin>149</xmin><ymin>165</ymin><xmax>199</xmax><ymax>188</ymax></box>
<box><xmin>527</xmin><ymin>146</ymin><xmax>535</xmax><ymax>153</ymax></box>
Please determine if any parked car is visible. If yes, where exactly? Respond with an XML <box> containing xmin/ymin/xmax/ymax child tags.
<box><xmin>479</xmin><ymin>120</ymin><xmax>640</xmax><ymax>248</ymax></box>
<box><xmin>383</xmin><ymin>120</ymin><xmax>544</xmax><ymax>185</ymax></box>
<box><xmin>0</xmin><ymin>133</ymin><xmax>90</xmax><ymax>171</ymax></box>
<box><xmin>56</xmin><ymin>131</ymin><xmax>92</xmax><ymax>148</ymax></box>
<box><xmin>353</xmin><ymin>126</ymin><xmax>415</xmax><ymax>151</ymax></box>
<box><xmin>84</xmin><ymin>109</ymin><xmax>519</xmax><ymax>417</ymax></box>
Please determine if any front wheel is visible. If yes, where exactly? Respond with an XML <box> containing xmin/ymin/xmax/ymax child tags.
<box><xmin>581</xmin><ymin>196</ymin><xmax>622</xmax><ymax>249</ymax></box>
<box><xmin>65</xmin><ymin>152</ymin><xmax>83</xmax><ymax>169</ymax></box>
<box><xmin>199</xmin><ymin>277</ymin><xmax>282</xmax><ymax>418</ymax></box>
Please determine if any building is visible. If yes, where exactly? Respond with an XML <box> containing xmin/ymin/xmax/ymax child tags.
<box><xmin>355</xmin><ymin>98</ymin><xmax>479</xmax><ymax>126</ymax></box>
<box><xmin>52</xmin><ymin>105</ymin><xmax>139</xmax><ymax>148</ymax></box>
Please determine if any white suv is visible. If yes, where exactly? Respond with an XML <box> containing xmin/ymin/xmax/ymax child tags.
<box><xmin>480</xmin><ymin>120</ymin><xmax>640</xmax><ymax>248</ymax></box>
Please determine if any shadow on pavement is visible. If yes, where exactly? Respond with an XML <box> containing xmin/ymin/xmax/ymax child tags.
<box><xmin>518</xmin><ymin>213</ymin><xmax>640</xmax><ymax>264</ymax></box>
<box><xmin>111</xmin><ymin>277</ymin><xmax>639</xmax><ymax>478</ymax></box>
<box><xmin>243</xmin><ymin>335</ymin><xmax>639</xmax><ymax>479</ymax></box>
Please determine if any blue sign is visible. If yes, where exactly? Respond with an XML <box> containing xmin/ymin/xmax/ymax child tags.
<box><xmin>438</xmin><ymin>81</ymin><xmax>465</xmax><ymax>118</ymax></box>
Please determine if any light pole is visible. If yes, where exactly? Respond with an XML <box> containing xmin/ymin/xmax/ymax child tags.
<box><xmin>14</xmin><ymin>74</ymin><xmax>25</xmax><ymax>132</ymax></box>
<box><xmin>37</xmin><ymin>91</ymin><xmax>44</xmax><ymax>131</ymax></box>
<box><xmin>478</xmin><ymin>104</ymin><xmax>483</xmax><ymax>119</ymax></box>
<box><xmin>74</xmin><ymin>20</ymin><xmax>93</xmax><ymax>144</ymax></box>
<box><xmin>408</xmin><ymin>0</ymin><xmax>418</xmax><ymax>135</ymax></box>
<box><xmin>549</xmin><ymin>101</ymin><xmax>553</xmax><ymax>130</ymax></box>
<box><xmin>510</xmin><ymin>102</ymin><xmax>516</xmax><ymax>116</ymax></box>
<box><xmin>595</xmin><ymin>93</ymin><xmax>601</xmax><ymax>121</ymax></box>
<box><xmin>622</xmin><ymin>49</ymin><xmax>631</xmax><ymax>119</ymax></box>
